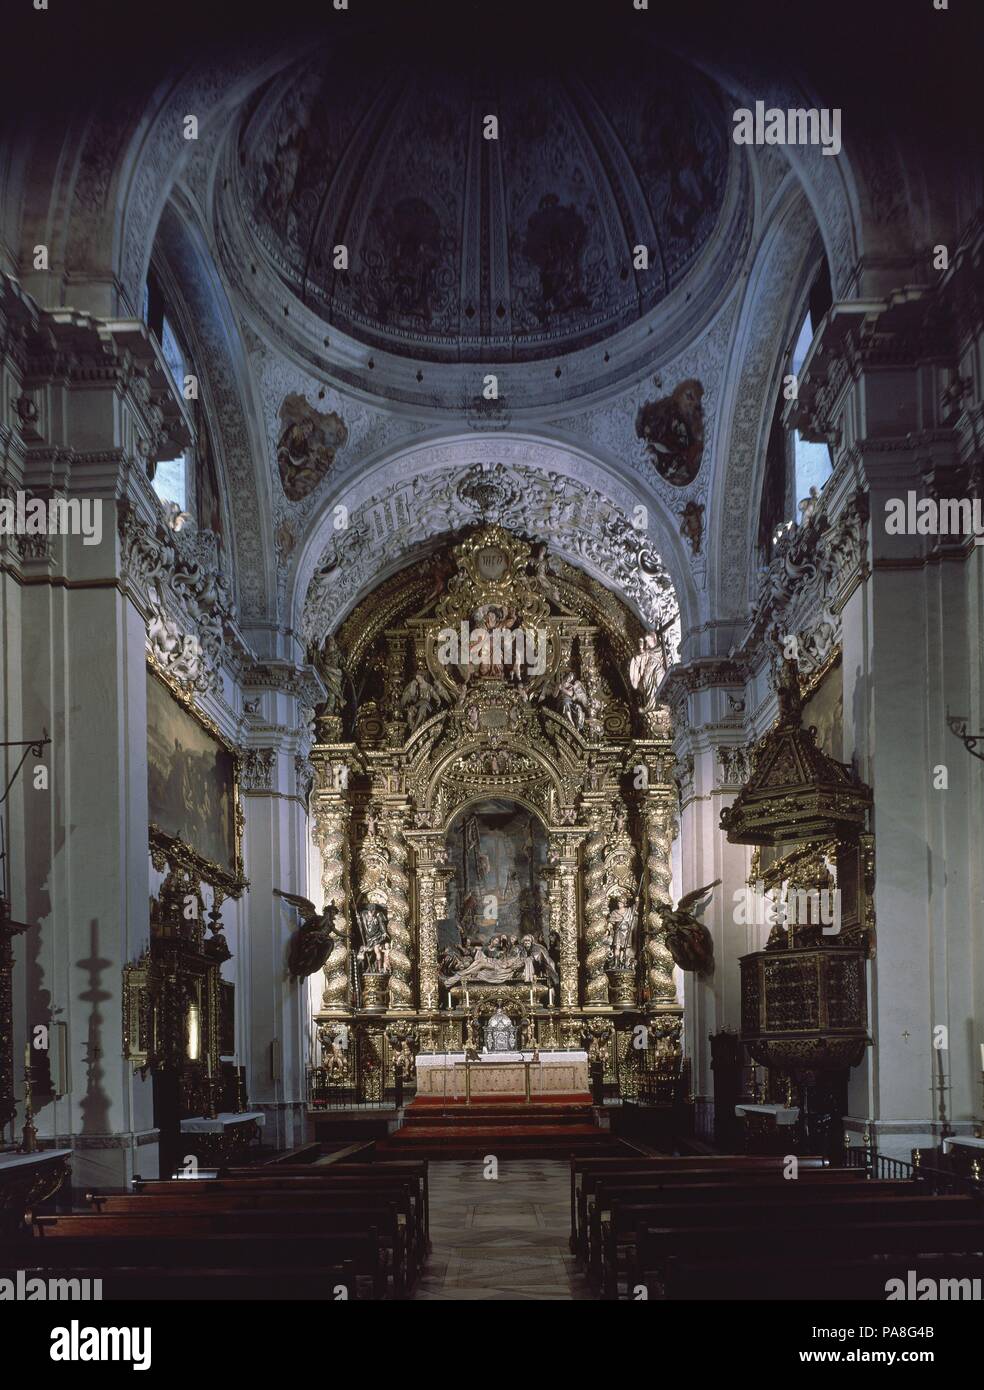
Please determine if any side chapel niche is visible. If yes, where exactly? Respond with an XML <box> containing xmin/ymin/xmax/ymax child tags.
<box><xmin>305</xmin><ymin>526</ymin><xmax>682</xmax><ymax>1101</ymax></box>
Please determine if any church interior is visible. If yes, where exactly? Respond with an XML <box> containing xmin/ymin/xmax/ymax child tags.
<box><xmin>1</xmin><ymin>0</ymin><xmax>983</xmax><ymax>1327</ymax></box>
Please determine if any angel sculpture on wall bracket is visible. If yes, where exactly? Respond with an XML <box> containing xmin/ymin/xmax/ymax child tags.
<box><xmin>275</xmin><ymin>891</ymin><xmax>343</xmax><ymax>980</ymax></box>
<box><xmin>655</xmin><ymin>880</ymin><xmax>721</xmax><ymax>979</ymax></box>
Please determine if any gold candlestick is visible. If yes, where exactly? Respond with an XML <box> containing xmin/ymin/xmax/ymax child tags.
<box><xmin>204</xmin><ymin>1052</ymin><xmax>218</xmax><ymax>1119</ymax></box>
<box><xmin>20</xmin><ymin>1047</ymin><xmax>38</xmax><ymax>1154</ymax></box>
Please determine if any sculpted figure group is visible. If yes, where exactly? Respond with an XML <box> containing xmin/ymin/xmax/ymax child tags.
<box><xmin>440</xmin><ymin>932</ymin><xmax>559</xmax><ymax>989</ymax></box>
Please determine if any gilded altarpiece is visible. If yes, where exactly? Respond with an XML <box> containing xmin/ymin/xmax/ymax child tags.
<box><xmin>307</xmin><ymin>527</ymin><xmax>680</xmax><ymax>1098</ymax></box>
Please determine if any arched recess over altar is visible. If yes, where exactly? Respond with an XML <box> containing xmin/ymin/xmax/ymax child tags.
<box><xmin>290</xmin><ymin>432</ymin><xmax>698</xmax><ymax>650</ymax></box>
<box><xmin>304</xmin><ymin>521</ymin><xmax>685</xmax><ymax>1101</ymax></box>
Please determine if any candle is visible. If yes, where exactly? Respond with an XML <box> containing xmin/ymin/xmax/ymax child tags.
<box><xmin>548</xmin><ymin>989</ymin><xmax>554</xmax><ymax>1007</ymax></box>
<box><xmin>24</xmin><ymin>1043</ymin><xmax>31</xmax><ymax>1071</ymax></box>
<box><xmin>980</xmin><ymin>1042</ymin><xmax>984</xmax><ymax>1071</ymax></box>
<box><xmin>529</xmin><ymin>988</ymin><xmax>534</xmax><ymax>1007</ymax></box>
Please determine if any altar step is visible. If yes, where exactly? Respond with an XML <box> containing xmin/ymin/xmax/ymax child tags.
<box><xmin>377</xmin><ymin>1101</ymin><xmax>622</xmax><ymax>1160</ymax></box>
<box><xmin>402</xmin><ymin>1100</ymin><xmax>595</xmax><ymax>1128</ymax></box>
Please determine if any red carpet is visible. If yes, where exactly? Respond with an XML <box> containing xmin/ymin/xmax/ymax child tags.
<box><xmin>376</xmin><ymin>1099</ymin><xmax>622</xmax><ymax>1160</ymax></box>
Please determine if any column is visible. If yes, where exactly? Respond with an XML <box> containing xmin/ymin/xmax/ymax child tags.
<box><xmin>382</xmin><ymin>632</ymin><xmax>409</xmax><ymax>747</ymax></box>
<box><xmin>581</xmin><ymin>803</ymin><xmax>610</xmax><ymax>1007</ymax></box>
<box><xmin>1</xmin><ymin>286</ymin><xmax>190</xmax><ymax>1190</ymax></box>
<box><xmin>406</xmin><ymin>829</ymin><xmax>451</xmax><ymax>1016</ymax></box>
<box><xmin>238</xmin><ymin>691</ymin><xmax>313</xmax><ymax>1149</ymax></box>
<box><xmin>545</xmin><ymin>832</ymin><xmax>582</xmax><ymax>1011</ymax></box>
<box><xmin>310</xmin><ymin>748</ymin><xmax>357</xmax><ymax>1014</ymax></box>
<box><xmin>640</xmin><ymin>790</ymin><xmax>678</xmax><ymax>1009</ymax></box>
<box><xmin>384</xmin><ymin>801</ymin><xmax>413</xmax><ymax>1011</ymax></box>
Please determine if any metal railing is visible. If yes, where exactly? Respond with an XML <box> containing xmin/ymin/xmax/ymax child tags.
<box><xmin>846</xmin><ymin>1144</ymin><xmax>984</xmax><ymax>1197</ymax></box>
<box><xmin>307</xmin><ymin>1077</ymin><xmax>416</xmax><ymax>1111</ymax></box>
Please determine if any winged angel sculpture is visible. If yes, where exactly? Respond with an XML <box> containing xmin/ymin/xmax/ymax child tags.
<box><xmin>275</xmin><ymin>890</ymin><xmax>343</xmax><ymax>980</ymax></box>
<box><xmin>655</xmin><ymin>880</ymin><xmax>721</xmax><ymax>979</ymax></box>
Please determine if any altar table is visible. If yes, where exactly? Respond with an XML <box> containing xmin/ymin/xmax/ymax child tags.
<box><xmin>179</xmin><ymin>1111</ymin><xmax>265</xmax><ymax>1163</ymax></box>
<box><xmin>734</xmin><ymin>1103</ymin><xmax>801</xmax><ymax>1155</ymax></box>
<box><xmin>942</xmin><ymin>1134</ymin><xmax>984</xmax><ymax>1181</ymax></box>
<box><xmin>0</xmin><ymin>1148</ymin><xmax>72</xmax><ymax>1234</ymax></box>
<box><xmin>734</xmin><ymin>1103</ymin><xmax>800</xmax><ymax>1125</ymax></box>
<box><xmin>416</xmin><ymin>1051</ymin><xmax>589</xmax><ymax>1102</ymax></box>
<box><xmin>180</xmin><ymin>1111</ymin><xmax>266</xmax><ymax>1134</ymax></box>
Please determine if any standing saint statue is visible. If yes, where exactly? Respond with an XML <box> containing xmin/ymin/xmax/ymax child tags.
<box><xmin>628</xmin><ymin>633</ymin><xmax>666</xmax><ymax>710</ymax></box>
<box><xmin>606</xmin><ymin>896</ymin><xmax>638</xmax><ymax>970</ymax></box>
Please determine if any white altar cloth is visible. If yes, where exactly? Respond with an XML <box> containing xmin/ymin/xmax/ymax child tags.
<box><xmin>942</xmin><ymin>1135</ymin><xmax>984</xmax><ymax>1153</ymax></box>
<box><xmin>0</xmin><ymin>1148</ymin><xmax>72</xmax><ymax>1170</ymax></box>
<box><xmin>180</xmin><ymin>1111</ymin><xmax>265</xmax><ymax>1134</ymax></box>
<box><xmin>416</xmin><ymin>1051</ymin><xmax>589</xmax><ymax>1099</ymax></box>
<box><xmin>735</xmin><ymin>1103</ymin><xmax>800</xmax><ymax>1125</ymax></box>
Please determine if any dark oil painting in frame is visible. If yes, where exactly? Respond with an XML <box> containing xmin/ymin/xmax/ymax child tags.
<box><xmin>147</xmin><ymin>668</ymin><xmax>237</xmax><ymax>876</ymax></box>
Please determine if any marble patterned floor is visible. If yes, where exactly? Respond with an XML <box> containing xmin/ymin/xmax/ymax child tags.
<box><xmin>412</xmin><ymin>1159</ymin><xmax>594</xmax><ymax>1300</ymax></box>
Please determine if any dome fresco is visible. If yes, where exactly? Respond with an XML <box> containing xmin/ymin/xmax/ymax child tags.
<box><xmin>239</xmin><ymin>46</ymin><xmax>732</xmax><ymax>364</ymax></box>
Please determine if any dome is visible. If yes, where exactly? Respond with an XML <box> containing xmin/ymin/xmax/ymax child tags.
<box><xmin>238</xmin><ymin>42</ymin><xmax>733</xmax><ymax>365</ymax></box>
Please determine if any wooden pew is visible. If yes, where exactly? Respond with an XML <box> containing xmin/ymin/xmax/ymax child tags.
<box><xmin>570</xmin><ymin>1154</ymin><xmax>832</xmax><ymax>1252</ymax></box>
<box><xmin>189</xmin><ymin>1160</ymin><xmax>430</xmax><ymax>1251</ymax></box>
<box><xmin>631</xmin><ymin>1218</ymin><xmax>984</xmax><ymax>1301</ymax></box>
<box><xmin>91</xmin><ymin>1187</ymin><xmax>422</xmax><ymax>1286</ymax></box>
<box><xmin>660</xmin><ymin>1253</ymin><xmax>984</xmax><ymax>1301</ymax></box>
<box><xmin>13</xmin><ymin>1228</ymin><xmax>386</xmax><ymax>1298</ymax></box>
<box><xmin>585</xmin><ymin>1176</ymin><xmax>908</xmax><ymax>1279</ymax></box>
<box><xmin>602</xmin><ymin>1193</ymin><xmax>979</xmax><ymax>1297</ymax></box>
<box><xmin>132</xmin><ymin>1170</ymin><xmax>428</xmax><ymax>1265</ymax></box>
<box><xmin>0</xmin><ymin>1263</ymin><xmax>357</xmax><ymax>1302</ymax></box>
<box><xmin>35</xmin><ymin>1209</ymin><xmax>409</xmax><ymax>1298</ymax></box>
<box><xmin>571</xmin><ymin>1158</ymin><xmax>855</xmax><ymax>1262</ymax></box>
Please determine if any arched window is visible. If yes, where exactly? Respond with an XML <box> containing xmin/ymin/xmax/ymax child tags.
<box><xmin>143</xmin><ymin>270</ymin><xmax>191</xmax><ymax>515</ymax></box>
<box><xmin>757</xmin><ymin>259</ymin><xmax>833</xmax><ymax>561</ymax></box>
<box><xmin>790</xmin><ymin>306</ymin><xmax>833</xmax><ymax>509</ymax></box>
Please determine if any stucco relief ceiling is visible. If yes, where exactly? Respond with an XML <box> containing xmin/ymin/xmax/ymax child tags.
<box><xmin>139</xmin><ymin>30</ymin><xmax>812</xmax><ymax>636</ymax></box>
<box><xmin>297</xmin><ymin>441</ymin><xmax>687</xmax><ymax>647</ymax></box>
<box><xmin>234</xmin><ymin>39</ymin><xmax>734</xmax><ymax>367</ymax></box>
